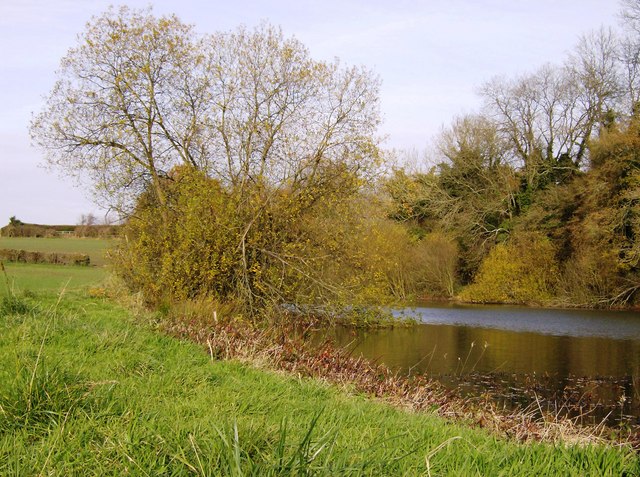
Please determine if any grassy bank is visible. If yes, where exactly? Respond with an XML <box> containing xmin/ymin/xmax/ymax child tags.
<box><xmin>1</xmin><ymin>291</ymin><xmax>638</xmax><ymax>475</ymax></box>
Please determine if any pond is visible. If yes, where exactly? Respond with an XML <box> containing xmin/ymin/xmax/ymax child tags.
<box><xmin>313</xmin><ymin>303</ymin><xmax>640</xmax><ymax>427</ymax></box>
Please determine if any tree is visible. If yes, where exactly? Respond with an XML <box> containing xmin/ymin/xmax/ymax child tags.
<box><xmin>481</xmin><ymin>31</ymin><xmax>621</xmax><ymax>192</ymax></box>
<box><xmin>566</xmin><ymin>27</ymin><xmax>621</xmax><ymax>135</ymax></box>
<box><xmin>204</xmin><ymin>25</ymin><xmax>381</xmax><ymax>195</ymax></box>
<box><xmin>38</xmin><ymin>7</ymin><xmax>384</xmax><ymax>314</ymax></box>
<box><xmin>384</xmin><ymin>115</ymin><xmax>518</xmax><ymax>280</ymax></box>
<box><xmin>31</xmin><ymin>7</ymin><xmax>212</xmax><ymax>214</ymax></box>
<box><xmin>619</xmin><ymin>0</ymin><xmax>640</xmax><ymax>113</ymax></box>
<box><xmin>436</xmin><ymin>115</ymin><xmax>519</xmax><ymax>275</ymax></box>
<box><xmin>31</xmin><ymin>8</ymin><xmax>381</xmax><ymax>220</ymax></box>
<box><xmin>78</xmin><ymin>213</ymin><xmax>97</xmax><ymax>227</ymax></box>
<box><xmin>562</xmin><ymin>112</ymin><xmax>640</xmax><ymax>306</ymax></box>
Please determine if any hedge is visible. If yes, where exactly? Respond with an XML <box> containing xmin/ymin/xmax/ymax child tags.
<box><xmin>0</xmin><ymin>249</ymin><xmax>91</xmax><ymax>266</ymax></box>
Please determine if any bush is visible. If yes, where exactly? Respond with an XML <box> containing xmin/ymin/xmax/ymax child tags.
<box><xmin>112</xmin><ymin>168</ymin><xmax>421</xmax><ymax>317</ymax></box>
<box><xmin>0</xmin><ymin>249</ymin><xmax>90</xmax><ymax>266</ymax></box>
<box><xmin>559</xmin><ymin>247</ymin><xmax>621</xmax><ymax>306</ymax></box>
<box><xmin>360</xmin><ymin>227</ymin><xmax>458</xmax><ymax>300</ymax></box>
<box><xmin>459</xmin><ymin>232</ymin><xmax>558</xmax><ymax>304</ymax></box>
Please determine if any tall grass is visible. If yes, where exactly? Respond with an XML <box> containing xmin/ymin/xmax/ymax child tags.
<box><xmin>0</xmin><ymin>292</ymin><xmax>638</xmax><ymax>475</ymax></box>
<box><xmin>0</xmin><ymin>261</ymin><xmax>31</xmax><ymax>316</ymax></box>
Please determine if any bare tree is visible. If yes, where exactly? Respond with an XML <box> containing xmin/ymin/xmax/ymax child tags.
<box><xmin>481</xmin><ymin>29</ymin><xmax>621</xmax><ymax>189</ymax></box>
<box><xmin>78</xmin><ymin>213</ymin><xmax>98</xmax><ymax>227</ymax></box>
<box><xmin>31</xmin><ymin>7</ymin><xmax>213</xmax><ymax>214</ymax></box>
<box><xmin>620</xmin><ymin>0</ymin><xmax>640</xmax><ymax>33</ymax></box>
<box><xmin>31</xmin><ymin>9</ymin><xmax>381</xmax><ymax>218</ymax></box>
<box><xmin>618</xmin><ymin>0</ymin><xmax>640</xmax><ymax>113</ymax></box>
<box><xmin>204</xmin><ymin>24</ymin><xmax>381</xmax><ymax>196</ymax></box>
<box><xmin>566</xmin><ymin>27</ymin><xmax>621</xmax><ymax>135</ymax></box>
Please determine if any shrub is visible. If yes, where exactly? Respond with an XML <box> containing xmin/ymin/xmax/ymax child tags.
<box><xmin>0</xmin><ymin>249</ymin><xmax>90</xmax><ymax>266</ymax></box>
<box><xmin>111</xmin><ymin>168</ymin><xmax>420</xmax><ymax>317</ymax></box>
<box><xmin>459</xmin><ymin>232</ymin><xmax>558</xmax><ymax>304</ymax></box>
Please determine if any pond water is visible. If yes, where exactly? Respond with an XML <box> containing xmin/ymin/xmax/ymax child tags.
<box><xmin>313</xmin><ymin>303</ymin><xmax>640</xmax><ymax>427</ymax></box>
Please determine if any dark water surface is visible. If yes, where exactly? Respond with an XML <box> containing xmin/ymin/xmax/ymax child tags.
<box><xmin>314</xmin><ymin>303</ymin><xmax>640</xmax><ymax>426</ymax></box>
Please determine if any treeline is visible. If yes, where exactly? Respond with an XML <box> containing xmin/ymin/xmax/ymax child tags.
<box><xmin>385</xmin><ymin>4</ymin><xmax>640</xmax><ymax>307</ymax></box>
<box><xmin>1</xmin><ymin>224</ymin><xmax>119</xmax><ymax>239</ymax></box>
<box><xmin>30</xmin><ymin>3</ymin><xmax>640</xmax><ymax>317</ymax></box>
<box><xmin>1</xmin><ymin>216</ymin><xmax>119</xmax><ymax>238</ymax></box>
<box><xmin>1</xmin><ymin>224</ymin><xmax>119</xmax><ymax>238</ymax></box>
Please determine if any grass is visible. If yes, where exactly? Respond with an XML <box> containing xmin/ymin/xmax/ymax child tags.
<box><xmin>0</xmin><ymin>236</ymin><xmax>110</xmax><ymax>297</ymax></box>
<box><xmin>0</xmin><ymin>292</ymin><xmax>638</xmax><ymax>475</ymax></box>
<box><xmin>0</xmin><ymin>263</ymin><xmax>107</xmax><ymax>297</ymax></box>
<box><xmin>0</xmin><ymin>238</ymin><xmax>638</xmax><ymax>474</ymax></box>
<box><xmin>163</xmin><ymin>301</ymin><xmax>640</xmax><ymax>449</ymax></box>
<box><xmin>0</xmin><ymin>236</ymin><xmax>115</xmax><ymax>266</ymax></box>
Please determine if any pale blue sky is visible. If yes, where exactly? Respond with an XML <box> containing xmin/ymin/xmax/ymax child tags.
<box><xmin>0</xmin><ymin>0</ymin><xmax>620</xmax><ymax>224</ymax></box>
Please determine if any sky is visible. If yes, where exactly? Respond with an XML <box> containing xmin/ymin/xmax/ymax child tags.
<box><xmin>0</xmin><ymin>0</ymin><xmax>622</xmax><ymax>225</ymax></box>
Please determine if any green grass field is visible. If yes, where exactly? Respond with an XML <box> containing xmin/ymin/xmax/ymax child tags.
<box><xmin>1</xmin><ymin>293</ymin><xmax>638</xmax><ymax>475</ymax></box>
<box><xmin>0</xmin><ymin>236</ymin><xmax>111</xmax><ymax>296</ymax></box>
<box><xmin>0</xmin><ymin>236</ymin><xmax>115</xmax><ymax>266</ymax></box>
<box><xmin>0</xmin><ymin>263</ymin><xmax>107</xmax><ymax>297</ymax></box>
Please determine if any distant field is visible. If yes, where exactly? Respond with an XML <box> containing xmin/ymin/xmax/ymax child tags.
<box><xmin>0</xmin><ymin>236</ymin><xmax>114</xmax><ymax>266</ymax></box>
<box><xmin>0</xmin><ymin>263</ymin><xmax>107</xmax><ymax>296</ymax></box>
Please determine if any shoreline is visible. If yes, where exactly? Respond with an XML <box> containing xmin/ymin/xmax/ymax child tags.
<box><xmin>2</xmin><ymin>289</ymin><xmax>639</xmax><ymax>474</ymax></box>
<box><xmin>413</xmin><ymin>295</ymin><xmax>640</xmax><ymax>313</ymax></box>
<box><xmin>159</xmin><ymin>301</ymin><xmax>640</xmax><ymax>449</ymax></box>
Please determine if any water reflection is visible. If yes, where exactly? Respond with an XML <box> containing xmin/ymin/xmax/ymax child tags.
<box><xmin>314</xmin><ymin>305</ymin><xmax>640</xmax><ymax>425</ymax></box>
<box><xmin>398</xmin><ymin>303</ymin><xmax>640</xmax><ymax>340</ymax></box>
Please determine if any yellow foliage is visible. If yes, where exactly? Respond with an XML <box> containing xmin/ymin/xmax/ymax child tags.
<box><xmin>112</xmin><ymin>168</ymin><xmax>430</xmax><ymax>316</ymax></box>
<box><xmin>459</xmin><ymin>232</ymin><xmax>558</xmax><ymax>305</ymax></box>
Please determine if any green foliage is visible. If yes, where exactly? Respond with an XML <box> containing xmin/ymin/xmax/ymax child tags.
<box><xmin>460</xmin><ymin>233</ymin><xmax>558</xmax><ymax>304</ymax></box>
